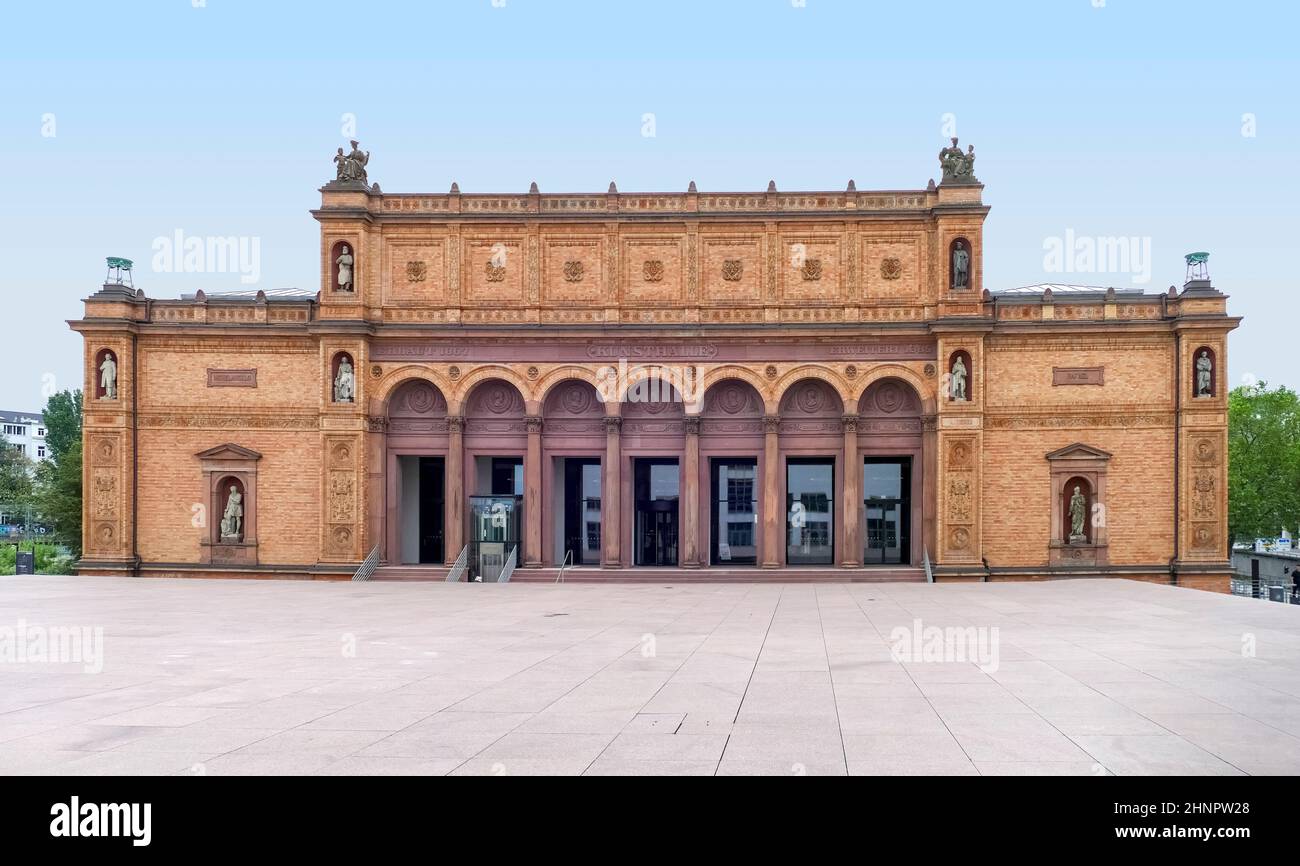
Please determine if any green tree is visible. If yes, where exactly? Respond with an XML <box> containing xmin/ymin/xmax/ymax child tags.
<box><xmin>1228</xmin><ymin>382</ymin><xmax>1300</xmax><ymax>543</ymax></box>
<box><xmin>36</xmin><ymin>438</ymin><xmax>82</xmax><ymax>558</ymax></box>
<box><xmin>42</xmin><ymin>389</ymin><xmax>82</xmax><ymax>462</ymax></box>
<box><xmin>0</xmin><ymin>442</ymin><xmax>35</xmax><ymax>510</ymax></box>
<box><xmin>29</xmin><ymin>389</ymin><xmax>84</xmax><ymax>558</ymax></box>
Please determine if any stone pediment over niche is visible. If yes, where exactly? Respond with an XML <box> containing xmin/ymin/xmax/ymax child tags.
<box><xmin>195</xmin><ymin>443</ymin><xmax>263</xmax><ymax>462</ymax></box>
<box><xmin>1044</xmin><ymin>442</ymin><xmax>1112</xmax><ymax>462</ymax></box>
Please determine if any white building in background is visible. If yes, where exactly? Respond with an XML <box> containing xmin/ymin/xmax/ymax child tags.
<box><xmin>0</xmin><ymin>409</ymin><xmax>48</xmax><ymax>463</ymax></box>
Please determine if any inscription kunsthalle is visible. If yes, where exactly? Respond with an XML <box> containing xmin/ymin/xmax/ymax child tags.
<box><xmin>586</xmin><ymin>344</ymin><xmax>718</xmax><ymax>360</ymax></box>
<box><xmin>206</xmin><ymin>369</ymin><xmax>258</xmax><ymax>388</ymax></box>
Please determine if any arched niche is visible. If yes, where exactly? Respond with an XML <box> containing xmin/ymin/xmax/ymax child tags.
<box><xmin>1061</xmin><ymin>475</ymin><xmax>1093</xmax><ymax>544</ymax></box>
<box><xmin>858</xmin><ymin>377</ymin><xmax>923</xmax><ymax>440</ymax></box>
<box><xmin>196</xmin><ymin>443</ymin><xmax>260</xmax><ymax>565</ymax></box>
<box><xmin>330</xmin><ymin>352</ymin><xmax>356</xmax><ymax>404</ymax></box>
<box><xmin>1192</xmin><ymin>346</ymin><xmax>1217</xmax><ymax>398</ymax></box>
<box><xmin>1046</xmin><ymin>442</ymin><xmax>1111</xmax><ymax>567</ymax></box>
<box><xmin>94</xmin><ymin>348</ymin><xmax>118</xmax><ymax>401</ymax></box>
<box><xmin>777</xmin><ymin>377</ymin><xmax>842</xmax><ymax>441</ymax></box>
<box><xmin>622</xmin><ymin>381</ymin><xmax>685</xmax><ymax>446</ymax></box>
<box><xmin>700</xmin><ymin>378</ymin><xmax>765</xmax><ymax>442</ymax></box>
<box><xmin>949</xmin><ymin>237</ymin><xmax>972</xmax><ymax>290</ymax></box>
<box><xmin>464</xmin><ymin>378</ymin><xmax>528</xmax><ymax>444</ymax></box>
<box><xmin>947</xmin><ymin>350</ymin><xmax>973</xmax><ymax>402</ymax></box>
<box><xmin>331</xmin><ymin>240</ymin><xmax>356</xmax><ymax>292</ymax></box>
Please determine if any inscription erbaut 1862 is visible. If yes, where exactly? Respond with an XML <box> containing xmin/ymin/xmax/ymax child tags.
<box><xmin>206</xmin><ymin>369</ymin><xmax>257</xmax><ymax>388</ymax></box>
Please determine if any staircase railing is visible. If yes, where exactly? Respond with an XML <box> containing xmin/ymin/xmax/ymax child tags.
<box><xmin>351</xmin><ymin>546</ymin><xmax>381</xmax><ymax>582</ymax></box>
<box><xmin>923</xmin><ymin>547</ymin><xmax>934</xmax><ymax>584</ymax></box>
<box><xmin>445</xmin><ymin>545</ymin><xmax>469</xmax><ymax>582</ymax></box>
<box><xmin>556</xmin><ymin>548</ymin><xmax>573</xmax><ymax>584</ymax></box>
<box><xmin>498</xmin><ymin>545</ymin><xmax>518</xmax><ymax>583</ymax></box>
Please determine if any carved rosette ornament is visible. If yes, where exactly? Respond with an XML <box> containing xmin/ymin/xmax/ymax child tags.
<box><xmin>563</xmin><ymin>260</ymin><xmax>584</xmax><ymax>282</ymax></box>
<box><xmin>880</xmin><ymin>257</ymin><xmax>903</xmax><ymax>280</ymax></box>
<box><xmin>405</xmin><ymin>261</ymin><xmax>427</xmax><ymax>282</ymax></box>
<box><xmin>722</xmin><ymin>259</ymin><xmax>743</xmax><ymax>282</ymax></box>
<box><xmin>643</xmin><ymin>260</ymin><xmax>664</xmax><ymax>282</ymax></box>
<box><xmin>485</xmin><ymin>260</ymin><xmax>506</xmax><ymax>282</ymax></box>
<box><xmin>800</xmin><ymin>258</ymin><xmax>823</xmax><ymax>281</ymax></box>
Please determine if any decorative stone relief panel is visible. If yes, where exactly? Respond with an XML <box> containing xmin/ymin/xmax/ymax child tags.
<box><xmin>862</xmin><ymin>236</ymin><xmax>922</xmax><ymax>303</ymax></box>
<box><xmin>942</xmin><ymin>434</ymin><xmax>978</xmax><ymax>561</ymax></box>
<box><xmin>620</xmin><ymin>236</ymin><xmax>684</xmax><ymax>304</ymax></box>
<box><xmin>778</xmin><ymin>235</ymin><xmax>842</xmax><ymax>303</ymax></box>
<box><xmin>542</xmin><ymin>236</ymin><xmax>604</xmax><ymax>304</ymax></box>
<box><xmin>462</xmin><ymin>237</ymin><xmax>525</xmax><ymax>304</ymax></box>
<box><xmin>383</xmin><ymin>239</ymin><xmax>446</xmax><ymax>306</ymax></box>
<box><xmin>701</xmin><ymin>234</ymin><xmax>763</xmax><ymax>304</ymax></box>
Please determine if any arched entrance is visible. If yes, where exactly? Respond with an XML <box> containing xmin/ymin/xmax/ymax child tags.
<box><xmin>386</xmin><ymin>379</ymin><xmax>449</xmax><ymax>565</ymax></box>
<box><xmin>541</xmin><ymin>379</ymin><xmax>605</xmax><ymax>566</ymax></box>
<box><xmin>699</xmin><ymin>378</ymin><xmax>765</xmax><ymax>567</ymax></box>
<box><xmin>857</xmin><ymin>377</ymin><xmax>924</xmax><ymax>566</ymax></box>
<box><xmin>463</xmin><ymin>378</ymin><xmax>528</xmax><ymax>579</ymax></box>
<box><xmin>778</xmin><ymin>378</ymin><xmax>843</xmax><ymax>566</ymax></box>
<box><xmin>622</xmin><ymin>383</ymin><xmax>685</xmax><ymax>567</ymax></box>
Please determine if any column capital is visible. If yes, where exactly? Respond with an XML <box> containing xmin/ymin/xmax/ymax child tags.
<box><xmin>447</xmin><ymin>414</ymin><xmax>466</xmax><ymax>433</ymax></box>
<box><xmin>920</xmin><ymin>414</ymin><xmax>937</xmax><ymax>432</ymax></box>
<box><xmin>603</xmin><ymin>415</ymin><xmax>623</xmax><ymax>433</ymax></box>
<box><xmin>524</xmin><ymin>415</ymin><xmax>544</xmax><ymax>434</ymax></box>
<box><xmin>762</xmin><ymin>414</ymin><xmax>781</xmax><ymax>434</ymax></box>
<box><xmin>366</xmin><ymin>416</ymin><xmax>388</xmax><ymax>433</ymax></box>
<box><xmin>841</xmin><ymin>414</ymin><xmax>859</xmax><ymax>433</ymax></box>
<box><xmin>684</xmin><ymin>415</ymin><xmax>702</xmax><ymax>435</ymax></box>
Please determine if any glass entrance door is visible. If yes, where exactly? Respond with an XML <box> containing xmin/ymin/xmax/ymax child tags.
<box><xmin>634</xmin><ymin>458</ymin><xmax>679</xmax><ymax>566</ymax></box>
<box><xmin>712</xmin><ymin>459</ymin><xmax>757</xmax><ymax>565</ymax></box>
<box><xmin>787</xmin><ymin>458</ymin><xmax>834</xmax><ymax>565</ymax></box>
<box><xmin>863</xmin><ymin>459</ymin><xmax>910</xmax><ymax>565</ymax></box>
<box><xmin>563</xmin><ymin>459</ymin><xmax>602</xmax><ymax>566</ymax></box>
<box><xmin>468</xmin><ymin>495</ymin><xmax>522</xmax><ymax>581</ymax></box>
<box><xmin>418</xmin><ymin>456</ymin><xmax>445</xmax><ymax>564</ymax></box>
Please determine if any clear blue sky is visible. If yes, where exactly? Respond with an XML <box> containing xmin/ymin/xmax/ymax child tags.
<box><xmin>2</xmin><ymin>0</ymin><xmax>1295</xmax><ymax>410</ymax></box>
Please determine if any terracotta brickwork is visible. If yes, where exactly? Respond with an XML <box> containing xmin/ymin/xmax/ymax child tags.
<box><xmin>69</xmin><ymin>166</ymin><xmax>1238</xmax><ymax>589</ymax></box>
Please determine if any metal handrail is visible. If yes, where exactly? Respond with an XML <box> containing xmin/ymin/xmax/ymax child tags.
<box><xmin>498</xmin><ymin>545</ymin><xmax>518</xmax><ymax>583</ymax></box>
<box><xmin>351</xmin><ymin>546</ymin><xmax>381</xmax><ymax>582</ymax></box>
<box><xmin>923</xmin><ymin>547</ymin><xmax>934</xmax><ymax>584</ymax></box>
<box><xmin>556</xmin><ymin>548</ymin><xmax>573</xmax><ymax>584</ymax></box>
<box><xmin>445</xmin><ymin>545</ymin><xmax>469</xmax><ymax>582</ymax></box>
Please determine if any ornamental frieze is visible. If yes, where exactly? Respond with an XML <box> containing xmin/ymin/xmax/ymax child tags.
<box><xmin>986</xmin><ymin>413</ymin><xmax>1174</xmax><ymax>429</ymax></box>
<box><xmin>138</xmin><ymin>413</ymin><xmax>319</xmax><ymax>430</ymax></box>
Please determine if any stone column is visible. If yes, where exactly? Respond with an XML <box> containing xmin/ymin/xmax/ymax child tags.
<box><xmin>921</xmin><ymin>414</ymin><xmax>937</xmax><ymax>566</ymax></box>
<box><xmin>761</xmin><ymin>414</ymin><xmax>782</xmax><ymax>568</ymax></box>
<box><xmin>524</xmin><ymin>415</ymin><xmax>543</xmax><ymax>567</ymax></box>
<box><xmin>841</xmin><ymin>414</ymin><xmax>862</xmax><ymax>567</ymax></box>
<box><xmin>603</xmin><ymin>415</ymin><xmax>622</xmax><ymax>567</ymax></box>
<box><xmin>682</xmin><ymin>415</ymin><xmax>701</xmax><ymax>567</ymax></box>
<box><xmin>445</xmin><ymin>416</ymin><xmax>465</xmax><ymax>563</ymax></box>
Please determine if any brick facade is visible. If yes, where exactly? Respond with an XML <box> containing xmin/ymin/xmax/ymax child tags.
<box><xmin>69</xmin><ymin>158</ymin><xmax>1238</xmax><ymax>589</ymax></box>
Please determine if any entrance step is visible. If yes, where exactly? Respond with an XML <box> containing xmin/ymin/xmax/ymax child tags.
<box><xmin>371</xmin><ymin>565</ymin><xmax>452</xmax><ymax>581</ymax></box>
<box><xmin>513</xmin><ymin>566</ymin><xmax>927</xmax><ymax>583</ymax></box>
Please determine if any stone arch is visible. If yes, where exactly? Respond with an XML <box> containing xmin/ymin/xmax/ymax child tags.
<box><xmin>370</xmin><ymin>365</ymin><xmax>454</xmax><ymax>417</ymax></box>
<box><xmin>858</xmin><ymin>376</ymin><xmax>924</xmax><ymax>417</ymax></box>
<box><xmin>701</xmin><ymin>377</ymin><xmax>766</xmax><ymax>420</ymax></box>
<box><xmin>699</xmin><ymin>365</ymin><xmax>774</xmax><ymax>414</ymax></box>
<box><xmin>450</xmin><ymin>365</ymin><xmax>532</xmax><ymax>415</ymax></box>
<box><xmin>772</xmin><ymin>365</ymin><xmax>851</xmax><ymax>412</ymax></box>
<box><xmin>614</xmin><ymin>364</ymin><xmax>696</xmax><ymax>409</ymax></box>
<box><xmin>536</xmin><ymin>365</ymin><xmax>610</xmax><ymax>412</ymax></box>
<box><xmin>386</xmin><ymin>378</ymin><xmax>449</xmax><ymax>420</ymax></box>
<box><xmin>850</xmin><ymin>364</ymin><xmax>936</xmax><ymax>415</ymax></box>
<box><xmin>777</xmin><ymin>376</ymin><xmax>843</xmax><ymax>418</ymax></box>
<box><xmin>462</xmin><ymin>377</ymin><xmax>528</xmax><ymax>419</ymax></box>
<box><xmin>542</xmin><ymin>378</ymin><xmax>604</xmax><ymax>420</ymax></box>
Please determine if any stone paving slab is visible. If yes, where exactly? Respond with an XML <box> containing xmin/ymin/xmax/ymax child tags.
<box><xmin>1</xmin><ymin>576</ymin><xmax>1299</xmax><ymax>776</ymax></box>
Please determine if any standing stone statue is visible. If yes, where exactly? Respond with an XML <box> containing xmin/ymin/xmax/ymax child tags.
<box><xmin>950</xmin><ymin>355</ymin><xmax>968</xmax><ymax>401</ymax></box>
<box><xmin>99</xmin><ymin>352</ymin><xmax>117</xmax><ymax>400</ymax></box>
<box><xmin>1069</xmin><ymin>485</ymin><xmax>1087</xmax><ymax>543</ymax></box>
<box><xmin>938</xmin><ymin>137</ymin><xmax>978</xmax><ymax>183</ymax></box>
<box><xmin>952</xmin><ymin>241</ymin><xmax>970</xmax><ymax>289</ymax></box>
<box><xmin>333</xmin><ymin>356</ymin><xmax>355</xmax><ymax>403</ymax></box>
<box><xmin>1195</xmin><ymin>350</ymin><xmax>1213</xmax><ymax>397</ymax></box>
<box><xmin>335</xmin><ymin>245</ymin><xmax>354</xmax><ymax>292</ymax></box>
<box><xmin>220</xmin><ymin>485</ymin><xmax>244</xmax><ymax>541</ymax></box>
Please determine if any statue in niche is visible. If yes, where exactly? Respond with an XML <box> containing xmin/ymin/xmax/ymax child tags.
<box><xmin>333</xmin><ymin>356</ymin><xmax>355</xmax><ymax>403</ymax></box>
<box><xmin>220</xmin><ymin>484</ymin><xmax>244</xmax><ymax>541</ymax></box>
<box><xmin>950</xmin><ymin>355</ymin><xmax>968</xmax><ymax>401</ymax></box>
<box><xmin>335</xmin><ymin>245</ymin><xmax>354</xmax><ymax>292</ymax></box>
<box><xmin>951</xmin><ymin>240</ymin><xmax>970</xmax><ymax>289</ymax></box>
<box><xmin>332</xmin><ymin>140</ymin><xmax>370</xmax><ymax>184</ymax></box>
<box><xmin>98</xmin><ymin>351</ymin><xmax>117</xmax><ymax>400</ymax></box>
<box><xmin>1195</xmin><ymin>350</ymin><xmax>1213</xmax><ymax>397</ymax></box>
<box><xmin>1068</xmin><ymin>485</ymin><xmax>1087</xmax><ymax>544</ymax></box>
<box><xmin>938</xmin><ymin>137</ymin><xmax>978</xmax><ymax>183</ymax></box>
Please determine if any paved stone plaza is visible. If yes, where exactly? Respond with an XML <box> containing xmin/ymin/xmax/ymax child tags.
<box><xmin>1</xmin><ymin>576</ymin><xmax>1299</xmax><ymax>776</ymax></box>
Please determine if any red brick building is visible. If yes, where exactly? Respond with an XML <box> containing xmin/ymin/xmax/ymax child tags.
<box><xmin>70</xmin><ymin>144</ymin><xmax>1237</xmax><ymax>589</ymax></box>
